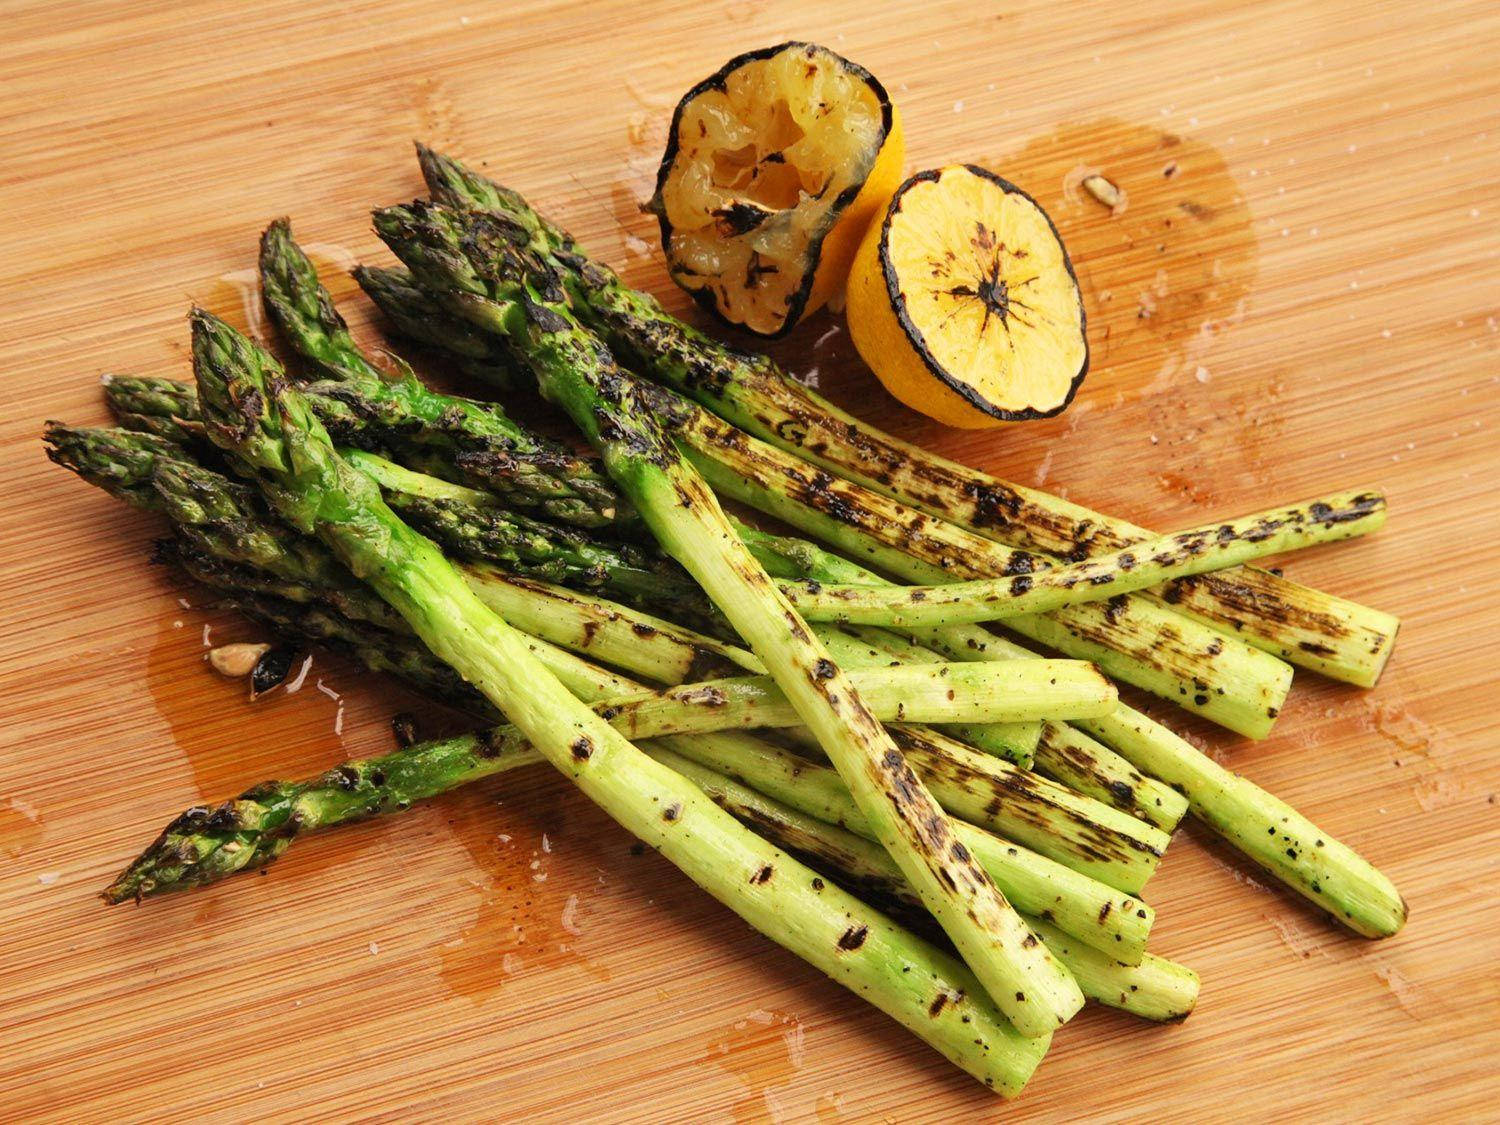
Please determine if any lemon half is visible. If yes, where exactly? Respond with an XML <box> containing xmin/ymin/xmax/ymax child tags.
<box><xmin>847</xmin><ymin>164</ymin><xmax>1089</xmax><ymax>428</ymax></box>
<box><xmin>651</xmin><ymin>41</ymin><xmax>904</xmax><ymax>337</ymax></box>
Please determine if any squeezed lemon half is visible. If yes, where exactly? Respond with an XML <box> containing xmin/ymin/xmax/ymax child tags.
<box><xmin>651</xmin><ymin>41</ymin><xmax>904</xmax><ymax>337</ymax></box>
<box><xmin>846</xmin><ymin>164</ymin><xmax>1089</xmax><ymax>428</ymax></box>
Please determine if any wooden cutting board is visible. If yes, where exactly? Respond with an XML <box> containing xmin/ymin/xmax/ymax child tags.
<box><xmin>3</xmin><ymin>1</ymin><xmax>1497</xmax><ymax>1119</ymax></box>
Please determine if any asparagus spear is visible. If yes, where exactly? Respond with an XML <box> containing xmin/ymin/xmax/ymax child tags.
<box><xmin>352</xmin><ymin>263</ymin><xmax>519</xmax><ymax>388</ymax></box>
<box><xmin>1077</xmin><ymin>707</ymin><xmax>1407</xmax><ymax>938</ymax></box>
<box><xmin>189</xmin><ymin>305</ymin><xmax>1050</xmax><ymax>1091</ymax></box>
<box><xmin>775</xmin><ymin>490</ymin><xmax>1387</xmax><ymax>627</ymax></box>
<box><xmin>259</xmin><ymin>218</ymin><xmax>625</xmax><ymax>528</ymax></box>
<box><xmin>419</xmin><ymin>146</ymin><xmax>1392</xmax><ymax>688</ymax></box>
<box><xmin>670</xmin><ymin>749</ymin><xmax>1197</xmax><ymax>1022</ymax></box>
<box><xmin>375</xmin><ymin>204</ymin><xmax>1085</xmax><ymax>1037</ymax></box>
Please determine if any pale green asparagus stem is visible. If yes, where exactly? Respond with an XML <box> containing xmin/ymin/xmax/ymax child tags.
<box><xmin>657</xmin><ymin>746</ymin><xmax>1196</xmax><ymax>1022</ymax></box>
<box><xmin>192</xmin><ymin>306</ymin><xmax>1048</xmax><ymax>1092</ymax></box>
<box><xmin>775</xmin><ymin>492</ymin><xmax>1386</xmax><ymax>627</ymax></box>
<box><xmin>1075</xmin><ymin>707</ymin><xmax>1407</xmax><ymax>937</ymax></box>
<box><xmin>666</xmin><ymin>730</ymin><xmax>1154</xmax><ymax>962</ymax></box>
<box><xmin>597</xmin><ymin>661</ymin><xmax>1118</xmax><ymax>737</ymax></box>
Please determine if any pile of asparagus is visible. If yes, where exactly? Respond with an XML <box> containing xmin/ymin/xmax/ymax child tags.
<box><xmin>46</xmin><ymin>147</ymin><xmax>1406</xmax><ymax>1096</ymax></box>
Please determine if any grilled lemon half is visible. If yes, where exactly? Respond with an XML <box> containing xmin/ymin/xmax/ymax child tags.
<box><xmin>650</xmin><ymin>41</ymin><xmax>903</xmax><ymax>338</ymax></box>
<box><xmin>846</xmin><ymin>165</ymin><xmax>1088</xmax><ymax>427</ymax></box>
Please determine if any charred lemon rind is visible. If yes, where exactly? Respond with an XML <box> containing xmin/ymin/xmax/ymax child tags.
<box><xmin>652</xmin><ymin>41</ymin><xmax>899</xmax><ymax>338</ymax></box>
<box><xmin>861</xmin><ymin>164</ymin><xmax>1089</xmax><ymax>425</ymax></box>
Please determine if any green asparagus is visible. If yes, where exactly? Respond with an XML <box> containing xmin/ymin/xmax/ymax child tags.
<box><xmin>259</xmin><ymin>217</ymin><xmax>624</xmax><ymax>527</ymax></box>
<box><xmin>352</xmin><ymin>263</ymin><xmax>519</xmax><ymax>388</ymax></box>
<box><xmin>188</xmin><ymin>304</ymin><xmax>1051</xmax><ymax>1090</ymax></box>
<box><xmin>375</xmin><ymin>202</ymin><xmax>1086</xmax><ymax>1037</ymax></box>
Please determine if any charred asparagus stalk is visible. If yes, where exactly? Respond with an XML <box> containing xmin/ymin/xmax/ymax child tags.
<box><xmin>775</xmin><ymin>491</ymin><xmax>1387</xmax><ymax>627</ymax></box>
<box><xmin>416</xmin><ymin>145</ymin><xmax>1394</xmax><ymax>688</ymax></box>
<box><xmin>375</xmin><ymin>203</ymin><xmax>1085</xmax><ymax>1037</ymax></box>
<box><xmin>188</xmin><ymin>304</ymin><xmax>1051</xmax><ymax>1091</ymax></box>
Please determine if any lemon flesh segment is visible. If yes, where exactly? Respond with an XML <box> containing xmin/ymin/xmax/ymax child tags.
<box><xmin>855</xmin><ymin>165</ymin><xmax>1088</xmax><ymax>427</ymax></box>
<box><xmin>655</xmin><ymin>42</ymin><xmax>897</xmax><ymax>336</ymax></box>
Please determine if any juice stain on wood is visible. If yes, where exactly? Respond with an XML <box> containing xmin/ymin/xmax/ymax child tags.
<box><xmin>703</xmin><ymin>1008</ymin><xmax>807</xmax><ymax>1124</ymax></box>
<box><xmin>437</xmin><ymin>777</ymin><xmax>615</xmax><ymax>1001</ymax></box>
<box><xmin>991</xmin><ymin>119</ymin><xmax>1258</xmax><ymax>384</ymax></box>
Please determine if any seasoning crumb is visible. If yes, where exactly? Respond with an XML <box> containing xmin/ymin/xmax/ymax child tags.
<box><xmin>209</xmin><ymin>642</ymin><xmax>272</xmax><ymax>678</ymax></box>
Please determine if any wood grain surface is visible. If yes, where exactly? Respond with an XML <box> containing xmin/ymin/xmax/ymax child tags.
<box><xmin>3</xmin><ymin>1</ymin><xmax>1498</xmax><ymax>1120</ymax></box>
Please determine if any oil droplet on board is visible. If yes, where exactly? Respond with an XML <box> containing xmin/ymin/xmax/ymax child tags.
<box><xmin>0</xmin><ymin>797</ymin><xmax>44</xmax><ymax>859</ymax></box>
<box><xmin>704</xmin><ymin>1008</ymin><xmax>806</xmax><ymax>1124</ymax></box>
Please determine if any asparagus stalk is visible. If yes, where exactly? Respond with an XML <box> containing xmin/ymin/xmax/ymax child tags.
<box><xmin>813</xmin><ymin>625</ymin><xmax>1039</xmax><ymax>765</ymax></box>
<box><xmin>594</xmin><ymin>661</ymin><xmax>1118</xmax><ymax>737</ymax></box>
<box><xmin>376</xmin><ymin>204</ymin><xmax>1085</xmax><ymax>1037</ymax></box>
<box><xmin>775</xmin><ymin>491</ymin><xmax>1387</xmax><ymax>627</ymax></box>
<box><xmin>259</xmin><ymin>218</ymin><xmax>625</xmax><ymax>528</ymax></box>
<box><xmin>424</xmin><ymin>146</ymin><xmax>1392</xmax><ymax>688</ymax></box>
<box><xmin>670</xmin><ymin>750</ymin><xmax>1196</xmax><ymax>1022</ymax></box>
<box><xmin>741</xmin><ymin>526</ymin><xmax>1193</xmax><ymax>831</ymax></box>
<box><xmin>1076</xmin><ymin>707</ymin><xmax>1407</xmax><ymax>937</ymax></box>
<box><xmin>189</xmin><ymin>305</ymin><xmax>1050</xmax><ymax>1091</ymax></box>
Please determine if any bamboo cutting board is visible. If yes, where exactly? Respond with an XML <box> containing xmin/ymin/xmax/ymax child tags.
<box><xmin>3</xmin><ymin>1</ymin><xmax>1498</xmax><ymax>1120</ymax></box>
